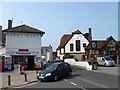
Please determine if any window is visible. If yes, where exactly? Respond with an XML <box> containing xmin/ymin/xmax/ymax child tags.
<box><xmin>91</xmin><ymin>41</ymin><xmax>97</xmax><ymax>49</ymax></box>
<box><xmin>83</xmin><ymin>43</ymin><xmax>86</xmax><ymax>47</ymax></box>
<box><xmin>108</xmin><ymin>47</ymin><xmax>116</xmax><ymax>51</ymax></box>
<box><xmin>76</xmin><ymin>40</ymin><xmax>80</xmax><ymax>51</ymax></box>
<box><xmin>70</xmin><ymin>44</ymin><xmax>73</xmax><ymax>51</ymax></box>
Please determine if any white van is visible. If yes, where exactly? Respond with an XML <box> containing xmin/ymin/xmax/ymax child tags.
<box><xmin>97</xmin><ymin>57</ymin><xmax>115</xmax><ymax>67</ymax></box>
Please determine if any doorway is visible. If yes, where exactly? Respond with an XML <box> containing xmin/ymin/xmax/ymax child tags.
<box><xmin>27</xmin><ymin>56</ymin><xmax>35</xmax><ymax>70</ymax></box>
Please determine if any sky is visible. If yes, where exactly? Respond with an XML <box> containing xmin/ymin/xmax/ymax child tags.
<box><xmin>1</xmin><ymin>1</ymin><xmax>118</xmax><ymax>51</ymax></box>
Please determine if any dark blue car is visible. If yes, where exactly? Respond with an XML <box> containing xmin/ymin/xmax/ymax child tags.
<box><xmin>37</xmin><ymin>62</ymin><xmax>72</xmax><ymax>81</ymax></box>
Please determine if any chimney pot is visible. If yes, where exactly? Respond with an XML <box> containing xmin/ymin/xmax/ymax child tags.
<box><xmin>8</xmin><ymin>20</ymin><xmax>12</xmax><ymax>29</ymax></box>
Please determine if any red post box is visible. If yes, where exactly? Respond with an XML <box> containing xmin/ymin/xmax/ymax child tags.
<box><xmin>21</xmin><ymin>67</ymin><xmax>25</xmax><ymax>74</ymax></box>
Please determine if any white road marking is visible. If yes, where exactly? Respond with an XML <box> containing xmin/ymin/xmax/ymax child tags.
<box><xmin>70</xmin><ymin>82</ymin><xmax>77</xmax><ymax>86</ymax></box>
<box><xmin>64</xmin><ymin>79</ymin><xmax>86</xmax><ymax>90</ymax></box>
<box><xmin>16</xmin><ymin>82</ymin><xmax>37</xmax><ymax>88</ymax></box>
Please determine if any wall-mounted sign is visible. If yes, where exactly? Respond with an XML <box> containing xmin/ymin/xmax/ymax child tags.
<box><xmin>16</xmin><ymin>52</ymin><xmax>31</xmax><ymax>55</ymax></box>
<box><xmin>8</xmin><ymin>51</ymin><xmax>38</xmax><ymax>56</ymax></box>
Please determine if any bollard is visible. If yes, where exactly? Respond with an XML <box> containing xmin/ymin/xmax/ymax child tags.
<box><xmin>8</xmin><ymin>75</ymin><xmax>11</xmax><ymax>86</ymax></box>
<box><xmin>36</xmin><ymin>71</ymin><xmax>38</xmax><ymax>76</ymax></box>
<box><xmin>24</xmin><ymin>73</ymin><xmax>27</xmax><ymax>82</ymax></box>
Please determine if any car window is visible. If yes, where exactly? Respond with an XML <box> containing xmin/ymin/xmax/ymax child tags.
<box><xmin>102</xmin><ymin>58</ymin><xmax>105</xmax><ymax>61</ymax></box>
<box><xmin>58</xmin><ymin>64</ymin><xmax>64</xmax><ymax>70</ymax></box>
<box><xmin>63</xmin><ymin>63</ymin><xmax>70</xmax><ymax>68</ymax></box>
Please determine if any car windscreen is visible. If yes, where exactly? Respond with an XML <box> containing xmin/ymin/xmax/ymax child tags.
<box><xmin>104</xmin><ymin>57</ymin><xmax>113</xmax><ymax>61</ymax></box>
<box><xmin>45</xmin><ymin>64</ymin><xmax>58</xmax><ymax>71</ymax></box>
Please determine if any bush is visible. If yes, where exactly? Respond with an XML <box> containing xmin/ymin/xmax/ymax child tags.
<box><xmin>81</xmin><ymin>58</ymin><xmax>85</xmax><ymax>61</ymax></box>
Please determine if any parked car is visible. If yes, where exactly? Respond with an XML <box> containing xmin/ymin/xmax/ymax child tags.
<box><xmin>44</xmin><ymin>60</ymin><xmax>64</xmax><ymax>68</ymax></box>
<box><xmin>37</xmin><ymin>62</ymin><xmax>72</xmax><ymax>81</ymax></box>
<box><xmin>97</xmin><ymin>57</ymin><xmax>115</xmax><ymax>67</ymax></box>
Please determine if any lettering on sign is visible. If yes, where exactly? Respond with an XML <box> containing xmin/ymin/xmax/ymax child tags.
<box><xmin>16</xmin><ymin>52</ymin><xmax>31</xmax><ymax>55</ymax></box>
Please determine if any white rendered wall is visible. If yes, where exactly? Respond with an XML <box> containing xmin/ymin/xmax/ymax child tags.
<box><xmin>65</xmin><ymin>34</ymin><xmax>89</xmax><ymax>53</ymax></box>
<box><xmin>6</xmin><ymin>32</ymin><xmax>42</xmax><ymax>57</ymax></box>
<box><xmin>57</xmin><ymin>50</ymin><xmax>64</xmax><ymax>59</ymax></box>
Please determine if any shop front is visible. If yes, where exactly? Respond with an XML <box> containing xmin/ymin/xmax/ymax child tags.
<box><xmin>12</xmin><ymin>56</ymin><xmax>35</xmax><ymax>70</ymax></box>
<box><xmin>4</xmin><ymin>50</ymin><xmax>41</xmax><ymax>70</ymax></box>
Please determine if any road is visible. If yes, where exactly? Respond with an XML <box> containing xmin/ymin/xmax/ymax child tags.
<box><xmin>14</xmin><ymin>67</ymin><xmax>119</xmax><ymax>89</ymax></box>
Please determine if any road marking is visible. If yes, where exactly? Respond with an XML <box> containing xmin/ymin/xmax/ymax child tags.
<box><xmin>76</xmin><ymin>77</ymin><xmax>111</xmax><ymax>88</ymax></box>
<box><xmin>64</xmin><ymin>79</ymin><xmax>86</xmax><ymax>90</ymax></box>
<box><xmin>16</xmin><ymin>82</ymin><xmax>37</xmax><ymax>88</ymax></box>
<box><xmin>70</xmin><ymin>82</ymin><xmax>76</xmax><ymax>86</ymax></box>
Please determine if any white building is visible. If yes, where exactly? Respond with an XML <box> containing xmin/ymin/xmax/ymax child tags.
<box><xmin>57</xmin><ymin>30</ymin><xmax>89</xmax><ymax>60</ymax></box>
<box><xmin>2</xmin><ymin>20</ymin><xmax>45</xmax><ymax>70</ymax></box>
<box><xmin>41</xmin><ymin>45</ymin><xmax>53</xmax><ymax>63</ymax></box>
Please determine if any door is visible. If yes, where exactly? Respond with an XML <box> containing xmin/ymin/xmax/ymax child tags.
<box><xmin>57</xmin><ymin>64</ymin><xmax>65</xmax><ymax>77</ymax></box>
<box><xmin>28</xmin><ymin>56</ymin><xmax>35</xmax><ymax>70</ymax></box>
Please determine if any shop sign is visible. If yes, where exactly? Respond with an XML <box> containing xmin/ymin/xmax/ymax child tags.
<box><xmin>16</xmin><ymin>51</ymin><xmax>31</xmax><ymax>55</ymax></box>
<box><xmin>14</xmin><ymin>64</ymin><xmax>20</xmax><ymax>73</ymax></box>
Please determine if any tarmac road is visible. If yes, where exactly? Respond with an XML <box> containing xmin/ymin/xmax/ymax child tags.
<box><xmin>14</xmin><ymin>67</ymin><xmax>119</xmax><ymax>89</ymax></box>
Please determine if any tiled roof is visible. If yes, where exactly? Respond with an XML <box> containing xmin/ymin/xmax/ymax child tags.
<box><xmin>72</xmin><ymin>30</ymin><xmax>82</xmax><ymax>34</ymax></box>
<box><xmin>85</xmin><ymin>36</ymin><xmax>118</xmax><ymax>49</ymax></box>
<box><xmin>3</xmin><ymin>24</ymin><xmax>45</xmax><ymax>34</ymax></box>
<box><xmin>85</xmin><ymin>40</ymin><xmax>105</xmax><ymax>49</ymax></box>
<box><xmin>57</xmin><ymin>34</ymin><xmax>72</xmax><ymax>50</ymax></box>
<box><xmin>57</xmin><ymin>30</ymin><xmax>83</xmax><ymax>50</ymax></box>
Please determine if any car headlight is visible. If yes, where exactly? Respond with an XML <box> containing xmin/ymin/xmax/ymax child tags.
<box><xmin>45</xmin><ymin>73</ymin><xmax>51</xmax><ymax>76</ymax></box>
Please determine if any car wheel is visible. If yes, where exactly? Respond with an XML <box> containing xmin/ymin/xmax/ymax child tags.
<box><xmin>53</xmin><ymin>75</ymin><xmax>58</xmax><ymax>81</ymax></box>
<box><xmin>68</xmin><ymin>71</ymin><xmax>72</xmax><ymax>76</ymax></box>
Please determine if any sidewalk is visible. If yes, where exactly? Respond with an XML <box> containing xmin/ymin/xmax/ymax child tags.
<box><xmin>1</xmin><ymin>70</ymin><xmax>41</xmax><ymax>89</ymax></box>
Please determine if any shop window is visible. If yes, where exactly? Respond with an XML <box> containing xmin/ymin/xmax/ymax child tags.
<box><xmin>76</xmin><ymin>40</ymin><xmax>80</xmax><ymax>51</ymax></box>
<box><xmin>70</xmin><ymin>44</ymin><xmax>73</xmax><ymax>51</ymax></box>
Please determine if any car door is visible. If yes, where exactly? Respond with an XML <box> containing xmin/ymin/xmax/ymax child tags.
<box><xmin>101</xmin><ymin>58</ymin><xmax>105</xmax><ymax>65</ymax></box>
<box><xmin>57</xmin><ymin>64</ymin><xmax>65</xmax><ymax>77</ymax></box>
<box><xmin>63</xmin><ymin>63</ymin><xmax>70</xmax><ymax>76</ymax></box>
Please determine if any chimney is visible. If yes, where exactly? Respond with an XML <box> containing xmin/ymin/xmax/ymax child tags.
<box><xmin>8</xmin><ymin>20</ymin><xmax>12</xmax><ymax>29</ymax></box>
<box><xmin>89</xmin><ymin>28</ymin><xmax>92</xmax><ymax>42</ymax></box>
<box><xmin>0</xmin><ymin>26</ymin><xmax>2</xmax><ymax>46</ymax></box>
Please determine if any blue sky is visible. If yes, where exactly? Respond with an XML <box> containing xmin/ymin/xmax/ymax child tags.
<box><xmin>1</xmin><ymin>2</ymin><xmax>118</xmax><ymax>51</ymax></box>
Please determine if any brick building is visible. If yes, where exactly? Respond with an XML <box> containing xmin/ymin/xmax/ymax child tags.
<box><xmin>85</xmin><ymin>31</ymin><xmax>120</xmax><ymax>65</ymax></box>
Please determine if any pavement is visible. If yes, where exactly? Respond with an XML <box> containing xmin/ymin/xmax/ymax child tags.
<box><xmin>91</xmin><ymin>66</ymin><xmax>119</xmax><ymax>76</ymax></box>
<box><xmin>1</xmin><ymin>70</ymin><xmax>41</xmax><ymax>89</ymax></box>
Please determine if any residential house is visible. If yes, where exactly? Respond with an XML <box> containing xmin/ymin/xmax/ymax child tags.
<box><xmin>1</xmin><ymin>20</ymin><xmax>45</xmax><ymax>70</ymax></box>
<box><xmin>85</xmin><ymin>35</ymin><xmax>120</xmax><ymax>65</ymax></box>
<box><xmin>57</xmin><ymin>29</ymin><xmax>90</xmax><ymax>60</ymax></box>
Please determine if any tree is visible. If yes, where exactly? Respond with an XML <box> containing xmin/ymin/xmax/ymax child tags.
<box><xmin>83</xmin><ymin>33</ymin><xmax>89</xmax><ymax>40</ymax></box>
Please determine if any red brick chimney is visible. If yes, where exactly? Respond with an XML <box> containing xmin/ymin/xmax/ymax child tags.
<box><xmin>8</xmin><ymin>20</ymin><xmax>12</xmax><ymax>29</ymax></box>
<box><xmin>89</xmin><ymin>28</ymin><xmax>92</xmax><ymax>42</ymax></box>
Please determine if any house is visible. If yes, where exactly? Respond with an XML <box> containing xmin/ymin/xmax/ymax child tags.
<box><xmin>57</xmin><ymin>29</ymin><xmax>90</xmax><ymax>60</ymax></box>
<box><xmin>41</xmin><ymin>45</ymin><xmax>53</xmax><ymax>63</ymax></box>
<box><xmin>1</xmin><ymin>20</ymin><xmax>45</xmax><ymax>70</ymax></box>
<box><xmin>85</xmin><ymin>35</ymin><xmax>120</xmax><ymax>65</ymax></box>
